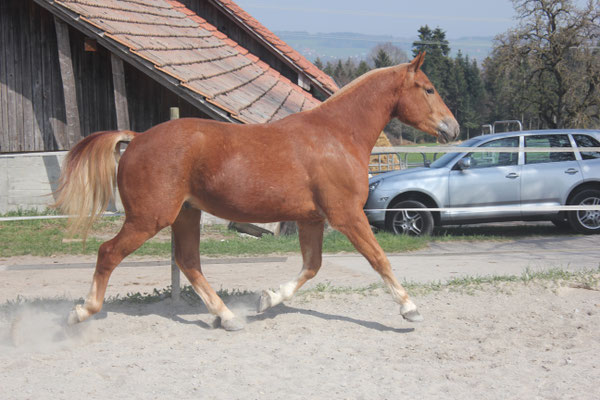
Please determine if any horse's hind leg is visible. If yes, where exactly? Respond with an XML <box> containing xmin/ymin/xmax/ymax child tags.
<box><xmin>329</xmin><ymin>209</ymin><xmax>423</xmax><ymax>322</ymax></box>
<box><xmin>171</xmin><ymin>207</ymin><xmax>242</xmax><ymax>331</ymax></box>
<box><xmin>258</xmin><ymin>220</ymin><xmax>325</xmax><ymax>312</ymax></box>
<box><xmin>68</xmin><ymin>218</ymin><xmax>161</xmax><ymax>324</ymax></box>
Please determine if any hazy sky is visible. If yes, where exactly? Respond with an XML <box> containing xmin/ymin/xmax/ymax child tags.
<box><xmin>233</xmin><ymin>0</ymin><xmax>518</xmax><ymax>38</ymax></box>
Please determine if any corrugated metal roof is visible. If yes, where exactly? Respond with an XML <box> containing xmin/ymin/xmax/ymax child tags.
<box><xmin>47</xmin><ymin>0</ymin><xmax>328</xmax><ymax>124</ymax></box>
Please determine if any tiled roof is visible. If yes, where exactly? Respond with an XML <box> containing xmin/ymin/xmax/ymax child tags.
<box><xmin>47</xmin><ymin>0</ymin><xmax>328</xmax><ymax>124</ymax></box>
<box><xmin>211</xmin><ymin>0</ymin><xmax>339</xmax><ymax>95</ymax></box>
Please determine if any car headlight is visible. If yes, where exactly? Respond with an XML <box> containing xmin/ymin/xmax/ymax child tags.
<box><xmin>369</xmin><ymin>180</ymin><xmax>381</xmax><ymax>192</ymax></box>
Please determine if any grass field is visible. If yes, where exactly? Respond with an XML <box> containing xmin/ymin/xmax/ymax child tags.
<box><xmin>0</xmin><ymin>210</ymin><xmax>568</xmax><ymax>258</ymax></box>
<box><xmin>0</xmin><ymin>216</ymin><xmax>426</xmax><ymax>257</ymax></box>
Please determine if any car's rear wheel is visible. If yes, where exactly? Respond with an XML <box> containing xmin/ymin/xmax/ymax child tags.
<box><xmin>385</xmin><ymin>200</ymin><xmax>434</xmax><ymax>236</ymax></box>
<box><xmin>567</xmin><ymin>189</ymin><xmax>600</xmax><ymax>234</ymax></box>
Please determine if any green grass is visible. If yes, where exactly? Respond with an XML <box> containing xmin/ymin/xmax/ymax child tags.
<box><xmin>0</xmin><ymin>208</ymin><xmax>61</xmax><ymax>217</ymax></box>
<box><xmin>0</xmin><ymin>209</ymin><xmax>570</xmax><ymax>258</ymax></box>
<box><xmin>298</xmin><ymin>266</ymin><xmax>600</xmax><ymax>298</ymax></box>
<box><xmin>402</xmin><ymin>143</ymin><xmax>445</xmax><ymax>166</ymax></box>
<box><xmin>0</xmin><ymin>216</ymin><xmax>426</xmax><ymax>257</ymax></box>
<box><xmin>372</xmin><ymin>143</ymin><xmax>446</xmax><ymax>169</ymax></box>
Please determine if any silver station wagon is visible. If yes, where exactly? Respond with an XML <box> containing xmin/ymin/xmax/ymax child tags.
<box><xmin>365</xmin><ymin>130</ymin><xmax>600</xmax><ymax>235</ymax></box>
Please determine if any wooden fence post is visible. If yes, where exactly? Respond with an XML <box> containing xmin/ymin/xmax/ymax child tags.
<box><xmin>170</xmin><ymin>107</ymin><xmax>181</xmax><ymax>302</ymax></box>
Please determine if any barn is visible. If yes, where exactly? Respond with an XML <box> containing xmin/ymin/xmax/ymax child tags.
<box><xmin>0</xmin><ymin>0</ymin><xmax>339</xmax><ymax>153</ymax></box>
<box><xmin>0</xmin><ymin>0</ymin><xmax>339</xmax><ymax>212</ymax></box>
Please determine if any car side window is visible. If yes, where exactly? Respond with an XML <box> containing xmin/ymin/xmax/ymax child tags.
<box><xmin>573</xmin><ymin>134</ymin><xmax>600</xmax><ymax>160</ymax></box>
<box><xmin>525</xmin><ymin>135</ymin><xmax>575</xmax><ymax>164</ymax></box>
<box><xmin>465</xmin><ymin>137</ymin><xmax>519</xmax><ymax>169</ymax></box>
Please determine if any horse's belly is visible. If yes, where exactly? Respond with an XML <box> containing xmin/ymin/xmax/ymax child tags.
<box><xmin>187</xmin><ymin>183</ymin><xmax>322</xmax><ymax>223</ymax></box>
<box><xmin>184</xmin><ymin>144</ymin><xmax>325</xmax><ymax>222</ymax></box>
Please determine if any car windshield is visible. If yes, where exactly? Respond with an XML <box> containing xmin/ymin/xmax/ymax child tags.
<box><xmin>429</xmin><ymin>137</ymin><xmax>483</xmax><ymax>168</ymax></box>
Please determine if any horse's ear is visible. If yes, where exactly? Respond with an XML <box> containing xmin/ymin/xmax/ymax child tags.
<box><xmin>409</xmin><ymin>52</ymin><xmax>426</xmax><ymax>72</ymax></box>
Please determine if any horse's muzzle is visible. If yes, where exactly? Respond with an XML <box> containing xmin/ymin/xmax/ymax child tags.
<box><xmin>437</xmin><ymin>117</ymin><xmax>460</xmax><ymax>144</ymax></box>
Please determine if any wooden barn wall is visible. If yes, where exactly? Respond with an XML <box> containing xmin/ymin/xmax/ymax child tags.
<box><xmin>123</xmin><ymin>64</ymin><xmax>211</xmax><ymax>133</ymax></box>
<box><xmin>0</xmin><ymin>0</ymin><xmax>212</xmax><ymax>154</ymax></box>
<box><xmin>68</xmin><ymin>28</ymin><xmax>118</xmax><ymax>139</ymax></box>
<box><xmin>0</xmin><ymin>0</ymin><xmax>66</xmax><ymax>153</ymax></box>
<box><xmin>180</xmin><ymin>0</ymin><xmax>298</xmax><ymax>84</ymax></box>
<box><xmin>0</xmin><ymin>0</ymin><xmax>117</xmax><ymax>153</ymax></box>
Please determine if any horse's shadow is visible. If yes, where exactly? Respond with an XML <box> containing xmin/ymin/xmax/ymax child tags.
<box><xmin>99</xmin><ymin>295</ymin><xmax>414</xmax><ymax>333</ymax></box>
<box><xmin>248</xmin><ymin>304</ymin><xmax>414</xmax><ymax>333</ymax></box>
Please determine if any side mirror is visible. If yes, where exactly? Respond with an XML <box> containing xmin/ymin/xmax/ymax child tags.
<box><xmin>457</xmin><ymin>157</ymin><xmax>472</xmax><ymax>170</ymax></box>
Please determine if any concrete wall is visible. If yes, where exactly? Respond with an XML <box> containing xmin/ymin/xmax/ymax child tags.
<box><xmin>0</xmin><ymin>151</ymin><xmax>67</xmax><ymax>213</ymax></box>
<box><xmin>0</xmin><ymin>151</ymin><xmax>129</xmax><ymax>214</ymax></box>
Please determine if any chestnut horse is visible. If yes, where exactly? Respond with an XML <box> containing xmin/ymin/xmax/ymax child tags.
<box><xmin>55</xmin><ymin>53</ymin><xmax>459</xmax><ymax>330</ymax></box>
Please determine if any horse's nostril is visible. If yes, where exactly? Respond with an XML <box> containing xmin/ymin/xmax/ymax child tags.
<box><xmin>441</xmin><ymin>117</ymin><xmax>460</xmax><ymax>141</ymax></box>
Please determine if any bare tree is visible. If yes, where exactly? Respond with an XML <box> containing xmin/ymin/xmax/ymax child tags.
<box><xmin>492</xmin><ymin>0</ymin><xmax>600</xmax><ymax>128</ymax></box>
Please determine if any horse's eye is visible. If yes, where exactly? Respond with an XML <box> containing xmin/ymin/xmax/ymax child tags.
<box><xmin>426</xmin><ymin>88</ymin><xmax>435</xmax><ymax>95</ymax></box>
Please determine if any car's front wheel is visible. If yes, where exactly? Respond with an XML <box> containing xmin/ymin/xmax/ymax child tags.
<box><xmin>385</xmin><ymin>200</ymin><xmax>434</xmax><ymax>236</ymax></box>
<box><xmin>567</xmin><ymin>189</ymin><xmax>600</xmax><ymax>234</ymax></box>
<box><xmin>551</xmin><ymin>217</ymin><xmax>570</xmax><ymax>230</ymax></box>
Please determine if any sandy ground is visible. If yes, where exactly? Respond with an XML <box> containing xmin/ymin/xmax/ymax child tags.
<box><xmin>1</xmin><ymin>235</ymin><xmax>600</xmax><ymax>399</ymax></box>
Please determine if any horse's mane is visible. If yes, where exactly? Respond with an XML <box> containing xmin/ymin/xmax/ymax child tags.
<box><xmin>323</xmin><ymin>64</ymin><xmax>402</xmax><ymax>103</ymax></box>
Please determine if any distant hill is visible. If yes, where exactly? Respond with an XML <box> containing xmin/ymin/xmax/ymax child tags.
<box><xmin>275</xmin><ymin>31</ymin><xmax>494</xmax><ymax>63</ymax></box>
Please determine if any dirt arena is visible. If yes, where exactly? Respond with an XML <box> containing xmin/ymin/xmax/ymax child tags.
<box><xmin>1</xmin><ymin>250</ymin><xmax>599</xmax><ymax>399</ymax></box>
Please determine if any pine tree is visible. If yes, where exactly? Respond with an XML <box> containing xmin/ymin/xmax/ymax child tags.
<box><xmin>373</xmin><ymin>49</ymin><xmax>393</xmax><ymax>68</ymax></box>
<box><xmin>322</xmin><ymin>61</ymin><xmax>334</xmax><ymax>76</ymax></box>
<box><xmin>355</xmin><ymin>60</ymin><xmax>370</xmax><ymax>77</ymax></box>
<box><xmin>410</xmin><ymin>26</ymin><xmax>491</xmax><ymax>139</ymax></box>
<box><xmin>412</xmin><ymin>25</ymin><xmax>451</xmax><ymax>99</ymax></box>
<box><xmin>314</xmin><ymin>57</ymin><xmax>324</xmax><ymax>70</ymax></box>
<box><xmin>462</xmin><ymin>57</ymin><xmax>485</xmax><ymax>138</ymax></box>
<box><xmin>412</xmin><ymin>26</ymin><xmax>433</xmax><ymax>57</ymax></box>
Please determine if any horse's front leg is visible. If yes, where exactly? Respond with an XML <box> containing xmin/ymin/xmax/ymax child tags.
<box><xmin>172</xmin><ymin>207</ymin><xmax>244</xmax><ymax>331</ymax></box>
<box><xmin>329</xmin><ymin>207</ymin><xmax>423</xmax><ymax>322</ymax></box>
<box><xmin>258</xmin><ymin>219</ymin><xmax>325</xmax><ymax>312</ymax></box>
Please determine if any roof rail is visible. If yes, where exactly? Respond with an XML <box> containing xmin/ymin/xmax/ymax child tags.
<box><xmin>481</xmin><ymin>120</ymin><xmax>523</xmax><ymax>134</ymax></box>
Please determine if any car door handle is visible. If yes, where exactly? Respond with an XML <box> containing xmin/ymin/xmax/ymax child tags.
<box><xmin>505</xmin><ymin>172</ymin><xmax>519</xmax><ymax>179</ymax></box>
<box><xmin>564</xmin><ymin>168</ymin><xmax>579</xmax><ymax>175</ymax></box>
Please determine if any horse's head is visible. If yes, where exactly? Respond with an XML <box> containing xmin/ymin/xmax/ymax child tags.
<box><xmin>393</xmin><ymin>53</ymin><xmax>459</xmax><ymax>143</ymax></box>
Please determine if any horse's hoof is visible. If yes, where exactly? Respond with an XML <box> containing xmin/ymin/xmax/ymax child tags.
<box><xmin>402</xmin><ymin>309</ymin><xmax>424</xmax><ymax>323</ymax></box>
<box><xmin>67</xmin><ymin>305</ymin><xmax>83</xmax><ymax>325</ymax></box>
<box><xmin>220</xmin><ymin>317</ymin><xmax>245</xmax><ymax>331</ymax></box>
<box><xmin>257</xmin><ymin>290</ymin><xmax>272</xmax><ymax>313</ymax></box>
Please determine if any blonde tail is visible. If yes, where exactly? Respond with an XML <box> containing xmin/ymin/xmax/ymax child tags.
<box><xmin>52</xmin><ymin>130</ymin><xmax>138</xmax><ymax>241</ymax></box>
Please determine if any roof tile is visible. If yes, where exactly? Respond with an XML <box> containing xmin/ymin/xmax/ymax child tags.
<box><xmin>48</xmin><ymin>0</ymin><xmax>331</xmax><ymax>124</ymax></box>
<box><xmin>256</xmin><ymin>60</ymin><xmax>269</xmax><ymax>71</ymax></box>
<box><xmin>234</xmin><ymin>45</ymin><xmax>248</xmax><ymax>55</ymax></box>
<box><xmin>223</xmin><ymin>38</ymin><xmax>237</xmax><ymax>48</ymax></box>
<box><xmin>246</xmin><ymin>53</ymin><xmax>259</xmax><ymax>63</ymax></box>
<box><xmin>212</xmin><ymin>30</ymin><xmax>227</xmax><ymax>40</ymax></box>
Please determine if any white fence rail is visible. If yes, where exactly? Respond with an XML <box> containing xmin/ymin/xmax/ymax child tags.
<box><xmin>372</xmin><ymin>146</ymin><xmax>600</xmax><ymax>153</ymax></box>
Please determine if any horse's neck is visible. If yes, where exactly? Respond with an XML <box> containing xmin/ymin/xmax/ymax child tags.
<box><xmin>317</xmin><ymin>68</ymin><xmax>400</xmax><ymax>157</ymax></box>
